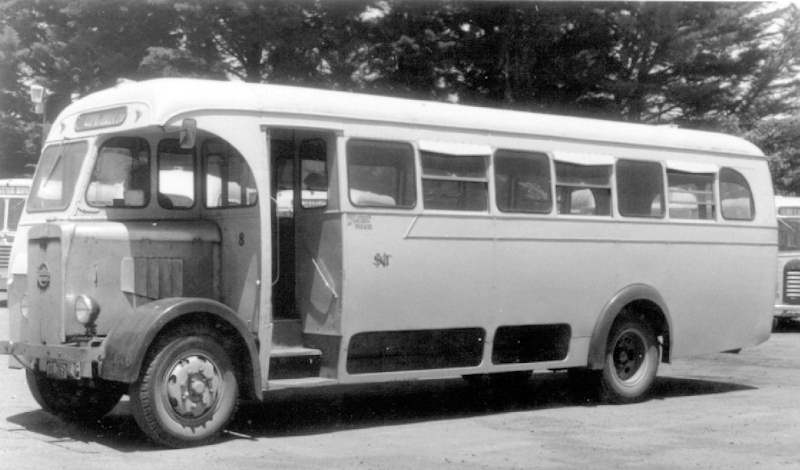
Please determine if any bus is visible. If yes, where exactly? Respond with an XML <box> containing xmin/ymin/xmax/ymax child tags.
<box><xmin>0</xmin><ymin>78</ymin><xmax>776</xmax><ymax>447</ymax></box>
<box><xmin>0</xmin><ymin>178</ymin><xmax>30</xmax><ymax>290</ymax></box>
<box><xmin>775</xmin><ymin>196</ymin><xmax>800</xmax><ymax>326</ymax></box>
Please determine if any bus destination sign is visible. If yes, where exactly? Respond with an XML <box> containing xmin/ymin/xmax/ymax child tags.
<box><xmin>75</xmin><ymin>107</ymin><xmax>127</xmax><ymax>132</ymax></box>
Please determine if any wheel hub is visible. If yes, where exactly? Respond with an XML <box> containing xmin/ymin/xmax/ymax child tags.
<box><xmin>613</xmin><ymin>332</ymin><xmax>644</xmax><ymax>381</ymax></box>
<box><xmin>165</xmin><ymin>355</ymin><xmax>221</xmax><ymax>418</ymax></box>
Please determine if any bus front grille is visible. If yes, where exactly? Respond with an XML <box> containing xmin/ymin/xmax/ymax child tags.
<box><xmin>784</xmin><ymin>265</ymin><xmax>800</xmax><ymax>305</ymax></box>
<box><xmin>0</xmin><ymin>245</ymin><xmax>10</xmax><ymax>268</ymax></box>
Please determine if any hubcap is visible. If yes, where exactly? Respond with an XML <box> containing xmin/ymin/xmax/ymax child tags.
<box><xmin>613</xmin><ymin>331</ymin><xmax>645</xmax><ymax>381</ymax></box>
<box><xmin>165</xmin><ymin>354</ymin><xmax>221</xmax><ymax>419</ymax></box>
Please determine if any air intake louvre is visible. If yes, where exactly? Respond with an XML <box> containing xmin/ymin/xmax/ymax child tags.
<box><xmin>0</xmin><ymin>245</ymin><xmax>11</xmax><ymax>268</ymax></box>
<box><xmin>784</xmin><ymin>262</ymin><xmax>800</xmax><ymax>305</ymax></box>
<box><xmin>133</xmin><ymin>257</ymin><xmax>184</xmax><ymax>299</ymax></box>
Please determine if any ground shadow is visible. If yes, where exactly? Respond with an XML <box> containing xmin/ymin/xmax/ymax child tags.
<box><xmin>228</xmin><ymin>373</ymin><xmax>755</xmax><ymax>439</ymax></box>
<box><xmin>5</xmin><ymin>405</ymin><xmax>152</xmax><ymax>451</ymax></box>
<box><xmin>6</xmin><ymin>371</ymin><xmax>754</xmax><ymax>451</ymax></box>
<box><xmin>773</xmin><ymin>318</ymin><xmax>800</xmax><ymax>333</ymax></box>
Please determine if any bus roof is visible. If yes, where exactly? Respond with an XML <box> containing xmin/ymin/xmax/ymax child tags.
<box><xmin>52</xmin><ymin>78</ymin><xmax>764</xmax><ymax>158</ymax></box>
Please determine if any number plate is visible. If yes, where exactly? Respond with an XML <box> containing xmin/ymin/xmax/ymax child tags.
<box><xmin>45</xmin><ymin>359</ymin><xmax>77</xmax><ymax>380</ymax></box>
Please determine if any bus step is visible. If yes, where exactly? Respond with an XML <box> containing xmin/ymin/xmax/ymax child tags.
<box><xmin>267</xmin><ymin>377</ymin><xmax>338</xmax><ymax>391</ymax></box>
<box><xmin>268</xmin><ymin>346</ymin><xmax>322</xmax><ymax>380</ymax></box>
<box><xmin>272</xmin><ymin>318</ymin><xmax>304</xmax><ymax>347</ymax></box>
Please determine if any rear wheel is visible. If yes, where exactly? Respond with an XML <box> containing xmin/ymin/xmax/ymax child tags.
<box><xmin>129</xmin><ymin>325</ymin><xmax>239</xmax><ymax>448</ymax></box>
<box><xmin>599</xmin><ymin>317</ymin><xmax>660</xmax><ymax>403</ymax></box>
<box><xmin>26</xmin><ymin>369</ymin><xmax>124</xmax><ymax>422</ymax></box>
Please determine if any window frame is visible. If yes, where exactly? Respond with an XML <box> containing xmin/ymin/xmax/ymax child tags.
<box><xmin>615</xmin><ymin>158</ymin><xmax>665</xmax><ymax>219</ymax></box>
<box><xmin>666</xmin><ymin>167</ymin><xmax>717</xmax><ymax>221</ymax></box>
<box><xmin>493</xmin><ymin>149</ymin><xmax>553</xmax><ymax>214</ymax></box>
<box><xmin>420</xmin><ymin>149</ymin><xmax>490</xmax><ymax>212</ymax></box>
<box><xmin>27</xmin><ymin>140</ymin><xmax>89</xmax><ymax>213</ymax></box>
<box><xmin>554</xmin><ymin>160</ymin><xmax>613</xmax><ymax>217</ymax></box>
<box><xmin>719</xmin><ymin>167</ymin><xmax>755</xmax><ymax>221</ymax></box>
<box><xmin>201</xmin><ymin>138</ymin><xmax>258</xmax><ymax>210</ymax></box>
<box><xmin>157</xmin><ymin>138</ymin><xmax>197</xmax><ymax>210</ymax></box>
<box><xmin>297</xmin><ymin>138</ymin><xmax>329</xmax><ymax>210</ymax></box>
<box><xmin>85</xmin><ymin>136</ymin><xmax>151</xmax><ymax>209</ymax></box>
<box><xmin>346</xmin><ymin>138</ymin><xmax>417</xmax><ymax>210</ymax></box>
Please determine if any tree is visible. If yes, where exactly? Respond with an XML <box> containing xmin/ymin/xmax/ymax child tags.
<box><xmin>1</xmin><ymin>1</ymin><xmax>799</xmax><ymax>179</ymax></box>
<box><xmin>748</xmin><ymin>116</ymin><xmax>800</xmax><ymax>195</ymax></box>
<box><xmin>141</xmin><ymin>1</ymin><xmax>367</xmax><ymax>86</ymax></box>
<box><xmin>356</xmin><ymin>2</ymin><xmax>800</xmax><ymax>128</ymax></box>
<box><xmin>0</xmin><ymin>0</ymin><xmax>181</xmax><ymax>174</ymax></box>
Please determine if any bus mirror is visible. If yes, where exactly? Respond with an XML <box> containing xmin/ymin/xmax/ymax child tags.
<box><xmin>179</xmin><ymin>118</ymin><xmax>197</xmax><ymax>149</ymax></box>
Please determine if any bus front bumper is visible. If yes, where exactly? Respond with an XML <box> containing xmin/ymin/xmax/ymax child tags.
<box><xmin>0</xmin><ymin>340</ymin><xmax>101</xmax><ymax>379</ymax></box>
<box><xmin>774</xmin><ymin>305</ymin><xmax>800</xmax><ymax>319</ymax></box>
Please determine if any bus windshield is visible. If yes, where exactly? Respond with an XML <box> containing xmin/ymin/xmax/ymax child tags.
<box><xmin>779</xmin><ymin>217</ymin><xmax>800</xmax><ymax>251</ymax></box>
<box><xmin>27</xmin><ymin>141</ymin><xmax>88</xmax><ymax>212</ymax></box>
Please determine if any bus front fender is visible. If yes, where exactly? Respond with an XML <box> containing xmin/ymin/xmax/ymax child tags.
<box><xmin>99</xmin><ymin>297</ymin><xmax>261</xmax><ymax>399</ymax></box>
<box><xmin>587</xmin><ymin>284</ymin><xmax>672</xmax><ymax>369</ymax></box>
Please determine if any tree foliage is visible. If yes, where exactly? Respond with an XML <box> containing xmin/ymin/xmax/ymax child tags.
<box><xmin>0</xmin><ymin>0</ymin><xmax>799</xmax><ymax>186</ymax></box>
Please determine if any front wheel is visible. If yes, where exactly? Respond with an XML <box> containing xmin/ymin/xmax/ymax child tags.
<box><xmin>26</xmin><ymin>369</ymin><xmax>124</xmax><ymax>422</ymax></box>
<box><xmin>129</xmin><ymin>326</ymin><xmax>239</xmax><ymax>448</ymax></box>
<box><xmin>599</xmin><ymin>318</ymin><xmax>660</xmax><ymax>403</ymax></box>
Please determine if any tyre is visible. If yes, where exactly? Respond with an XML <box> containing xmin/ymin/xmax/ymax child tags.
<box><xmin>598</xmin><ymin>317</ymin><xmax>660</xmax><ymax>403</ymax></box>
<box><xmin>129</xmin><ymin>325</ymin><xmax>239</xmax><ymax>448</ymax></box>
<box><xmin>26</xmin><ymin>369</ymin><xmax>124</xmax><ymax>422</ymax></box>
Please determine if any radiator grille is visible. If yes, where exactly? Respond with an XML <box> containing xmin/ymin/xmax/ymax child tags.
<box><xmin>784</xmin><ymin>267</ymin><xmax>800</xmax><ymax>305</ymax></box>
<box><xmin>0</xmin><ymin>245</ymin><xmax>10</xmax><ymax>268</ymax></box>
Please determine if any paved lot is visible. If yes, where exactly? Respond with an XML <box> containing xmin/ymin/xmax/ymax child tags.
<box><xmin>1</xmin><ymin>297</ymin><xmax>799</xmax><ymax>469</ymax></box>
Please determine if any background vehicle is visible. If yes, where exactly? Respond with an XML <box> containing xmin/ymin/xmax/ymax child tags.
<box><xmin>0</xmin><ymin>79</ymin><xmax>776</xmax><ymax>447</ymax></box>
<box><xmin>0</xmin><ymin>178</ymin><xmax>30</xmax><ymax>290</ymax></box>
<box><xmin>774</xmin><ymin>195</ymin><xmax>800</xmax><ymax>327</ymax></box>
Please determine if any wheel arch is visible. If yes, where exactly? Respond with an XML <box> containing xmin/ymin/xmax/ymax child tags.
<box><xmin>587</xmin><ymin>284</ymin><xmax>672</xmax><ymax>370</ymax></box>
<box><xmin>99</xmin><ymin>297</ymin><xmax>261</xmax><ymax>400</ymax></box>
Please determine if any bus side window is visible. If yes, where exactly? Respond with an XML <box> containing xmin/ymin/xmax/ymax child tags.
<box><xmin>494</xmin><ymin>150</ymin><xmax>552</xmax><ymax>213</ymax></box>
<box><xmin>616</xmin><ymin>159</ymin><xmax>665</xmax><ymax>218</ymax></box>
<box><xmin>299</xmin><ymin>138</ymin><xmax>327</xmax><ymax>209</ymax></box>
<box><xmin>555</xmin><ymin>161</ymin><xmax>612</xmax><ymax>216</ymax></box>
<box><xmin>720</xmin><ymin>168</ymin><xmax>754</xmax><ymax>221</ymax></box>
<box><xmin>421</xmin><ymin>151</ymin><xmax>488</xmax><ymax>211</ymax></box>
<box><xmin>667</xmin><ymin>169</ymin><xmax>715</xmax><ymax>220</ymax></box>
<box><xmin>158</xmin><ymin>138</ymin><xmax>196</xmax><ymax>209</ymax></box>
<box><xmin>347</xmin><ymin>139</ymin><xmax>416</xmax><ymax>208</ymax></box>
<box><xmin>204</xmin><ymin>139</ymin><xmax>258</xmax><ymax>208</ymax></box>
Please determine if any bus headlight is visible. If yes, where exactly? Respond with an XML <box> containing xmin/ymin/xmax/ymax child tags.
<box><xmin>74</xmin><ymin>295</ymin><xmax>100</xmax><ymax>325</ymax></box>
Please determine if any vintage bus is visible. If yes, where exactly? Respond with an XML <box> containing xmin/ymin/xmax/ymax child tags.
<box><xmin>0</xmin><ymin>178</ymin><xmax>31</xmax><ymax>290</ymax></box>
<box><xmin>0</xmin><ymin>78</ymin><xmax>776</xmax><ymax>447</ymax></box>
<box><xmin>774</xmin><ymin>196</ymin><xmax>800</xmax><ymax>325</ymax></box>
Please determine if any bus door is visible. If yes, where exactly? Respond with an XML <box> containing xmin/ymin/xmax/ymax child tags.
<box><xmin>269</xmin><ymin>128</ymin><xmax>338</xmax><ymax>326</ymax></box>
